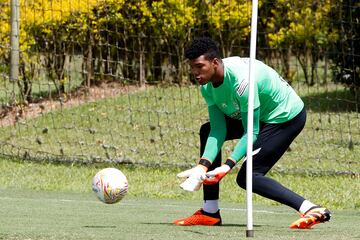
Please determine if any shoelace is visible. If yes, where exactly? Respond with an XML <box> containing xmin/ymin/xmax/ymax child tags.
<box><xmin>304</xmin><ymin>209</ymin><xmax>329</xmax><ymax>223</ymax></box>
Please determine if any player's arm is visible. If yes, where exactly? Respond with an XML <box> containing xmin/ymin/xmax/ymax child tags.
<box><xmin>229</xmin><ymin>108</ymin><xmax>260</xmax><ymax>163</ymax></box>
<box><xmin>178</xmin><ymin>104</ymin><xmax>226</xmax><ymax>191</ymax></box>
<box><xmin>204</xmin><ymin>108</ymin><xmax>260</xmax><ymax>185</ymax></box>
<box><xmin>204</xmin><ymin>77</ymin><xmax>261</xmax><ymax>185</ymax></box>
<box><xmin>229</xmin><ymin>78</ymin><xmax>261</xmax><ymax>164</ymax></box>
<box><xmin>199</xmin><ymin>104</ymin><xmax>227</xmax><ymax>167</ymax></box>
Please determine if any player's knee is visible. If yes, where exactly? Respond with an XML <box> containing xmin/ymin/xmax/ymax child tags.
<box><xmin>236</xmin><ymin>172</ymin><xmax>264</xmax><ymax>189</ymax></box>
<box><xmin>236</xmin><ymin>173</ymin><xmax>246</xmax><ymax>189</ymax></box>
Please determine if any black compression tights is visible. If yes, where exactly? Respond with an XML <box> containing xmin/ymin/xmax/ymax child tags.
<box><xmin>201</xmin><ymin>108</ymin><xmax>307</xmax><ymax>211</ymax></box>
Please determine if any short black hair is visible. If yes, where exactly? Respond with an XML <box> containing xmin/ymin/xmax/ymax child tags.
<box><xmin>185</xmin><ymin>37</ymin><xmax>221</xmax><ymax>60</ymax></box>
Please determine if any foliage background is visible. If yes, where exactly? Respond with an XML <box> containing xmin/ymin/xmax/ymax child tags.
<box><xmin>0</xmin><ymin>0</ymin><xmax>358</xmax><ymax>99</ymax></box>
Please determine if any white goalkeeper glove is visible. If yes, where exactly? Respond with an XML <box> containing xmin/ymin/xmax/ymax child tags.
<box><xmin>177</xmin><ymin>165</ymin><xmax>207</xmax><ymax>192</ymax></box>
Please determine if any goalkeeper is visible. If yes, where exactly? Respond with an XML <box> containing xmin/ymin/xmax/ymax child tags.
<box><xmin>174</xmin><ymin>37</ymin><xmax>331</xmax><ymax>229</ymax></box>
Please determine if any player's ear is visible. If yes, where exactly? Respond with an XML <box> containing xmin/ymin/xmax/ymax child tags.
<box><xmin>212</xmin><ymin>58</ymin><xmax>221</xmax><ymax>68</ymax></box>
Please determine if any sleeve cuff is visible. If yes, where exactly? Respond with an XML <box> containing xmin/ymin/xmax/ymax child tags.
<box><xmin>224</xmin><ymin>158</ymin><xmax>236</xmax><ymax>169</ymax></box>
<box><xmin>198</xmin><ymin>158</ymin><xmax>212</xmax><ymax>168</ymax></box>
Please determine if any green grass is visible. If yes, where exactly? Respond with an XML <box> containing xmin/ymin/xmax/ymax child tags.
<box><xmin>0</xmin><ymin>82</ymin><xmax>359</xmax><ymax>239</ymax></box>
<box><xmin>0</xmin><ymin>56</ymin><xmax>84</xmax><ymax>104</ymax></box>
<box><xmin>0</xmin><ymin>84</ymin><xmax>359</xmax><ymax>175</ymax></box>
<box><xmin>1</xmin><ymin>189</ymin><xmax>360</xmax><ymax>240</ymax></box>
<box><xmin>0</xmin><ymin>85</ymin><xmax>205</xmax><ymax>165</ymax></box>
<box><xmin>0</xmin><ymin>157</ymin><xmax>359</xmax><ymax>209</ymax></box>
<box><xmin>0</xmin><ymin>76</ymin><xmax>83</xmax><ymax>104</ymax></box>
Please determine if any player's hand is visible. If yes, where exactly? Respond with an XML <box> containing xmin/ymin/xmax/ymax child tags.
<box><xmin>203</xmin><ymin>164</ymin><xmax>231</xmax><ymax>185</ymax></box>
<box><xmin>177</xmin><ymin>165</ymin><xmax>207</xmax><ymax>192</ymax></box>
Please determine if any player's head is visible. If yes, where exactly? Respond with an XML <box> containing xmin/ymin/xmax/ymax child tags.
<box><xmin>185</xmin><ymin>37</ymin><xmax>222</xmax><ymax>85</ymax></box>
<box><xmin>185</xmin><ymin>37</ymin><xmax>221</xmax><ymax>61</ymax></box>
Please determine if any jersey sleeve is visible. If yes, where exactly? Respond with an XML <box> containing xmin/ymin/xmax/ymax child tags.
<box><xmin>201</xmin><ymin>104</ymin><xmax>226</xmax><ymax>162</ymax></box>
<box><xmin>229</xmin><ymin>107</ymin><xmax>260</xmax><ymax>162</ymax></box>
<box><xmin>236</xmin><ymin>79</ymin><xmax>260</xmax><ymax>112</ymax></box>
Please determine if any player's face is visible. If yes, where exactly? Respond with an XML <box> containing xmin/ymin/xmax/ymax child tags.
<box><xmin>189</xmin><ymin>55</ymin><xmax>219</xmax><ymax>85</ymax></box>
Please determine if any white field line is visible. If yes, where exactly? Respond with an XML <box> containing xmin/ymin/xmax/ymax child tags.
<box><xmin>0</xmin><ymin>196</ymin><xmax>288</xmax><ymax>215</ymax></box>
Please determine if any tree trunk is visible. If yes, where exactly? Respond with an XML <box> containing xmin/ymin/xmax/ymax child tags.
<box><xmin>86</xmin><ymin>29</ymin><xmax>94</xmax><ymax>89</ymax></box>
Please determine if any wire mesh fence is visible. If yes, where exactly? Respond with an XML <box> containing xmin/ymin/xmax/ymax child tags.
<box><xmin>0</xmin><ymin>0</ymin><xmax>359</xmax><ymax>175</ymax></box>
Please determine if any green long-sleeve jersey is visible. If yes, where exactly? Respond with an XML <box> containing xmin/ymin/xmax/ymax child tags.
<box><xmin>201</xmin><ymin>57</ymin><xmax>304</xmax><ymax>163</ymax></box>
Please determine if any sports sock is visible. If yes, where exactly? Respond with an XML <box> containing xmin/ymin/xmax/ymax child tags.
<box><xmin>299</xmin><ymin>200</ymin><xmax>317</xmax><ymax>214</ymax></box>
<box><xmin>203</xmin><ymin>200</ymin><xmax>219</xmax><ymax>214</ymax></box>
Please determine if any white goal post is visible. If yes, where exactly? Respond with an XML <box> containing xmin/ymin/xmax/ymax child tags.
<box><xmin>246</xmin><ymin>0</ymin><xmax>259</xmax><ymax>238</ymax></box>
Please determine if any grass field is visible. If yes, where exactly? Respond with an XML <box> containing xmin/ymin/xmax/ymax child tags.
<box><xmin>0</xmin><ymin>82</ymin><xmax>359</xmax><ymax>239</ymax></box>
<box><xmin>0</xmin><ymin>84</ymin><xmax>359</xmax><ymax>173</ymax></box>
<box><xmin>1</xmin><ymin>189</ymin><xmax>360</xmax><ymax>240</ymax></box>
<box><xmin>1</xmin><ymin>157</ymin><xmax>359</xmax><ymax>209</ymax></box>
<box><xmin>0</xmin><ymin>156</ymin><xmax>359</xmax><ymax>239</ymax></box>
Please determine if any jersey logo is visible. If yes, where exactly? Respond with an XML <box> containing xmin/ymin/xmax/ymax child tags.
<box><xmin>236</xmin><ymin>79</ymin><xmax>248</xmax><ymax>96</ymax></box>
<box><xmin>221</xmin><ymin>103</ymin><xmax>227</xmax><ymax>108</ymax></box>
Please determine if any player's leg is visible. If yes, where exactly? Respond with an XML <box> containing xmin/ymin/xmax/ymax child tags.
<box><xmin>236</xmin><ymin>108</ymin><xmax>331</xmax><ymax>228</ymax></box>
<box><xmin>173</xmin><ymin>121</ymin><xmax>222</xmax><ymax>225</ymax></box>
<box><xmin>201</xmin><ymin>121</ymin><xmax>221</xmax><ymax>216</ymax></box>
<box><xmin>202</xmin><ymin>117</ymin><xmax>244</xmax><ymax>214</ymax></box>
<box><xmin>174</xmin><ymin>117</ymin><xmax>243</xmax><ymax>226</ymax></box>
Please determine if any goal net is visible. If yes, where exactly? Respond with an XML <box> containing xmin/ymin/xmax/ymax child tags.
<box><xmin>0</xmin><ymin>0</ymin><xmax>358</xmax><ymax>176</ymax></box>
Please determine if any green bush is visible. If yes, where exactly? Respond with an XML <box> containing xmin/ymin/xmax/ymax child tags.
<box><xmin>0</xmin><ymin>0</ymin><xmax>358</xmax><ymax>104</ymax></box>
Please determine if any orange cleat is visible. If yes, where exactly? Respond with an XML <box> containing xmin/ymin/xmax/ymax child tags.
<box><xmin>173</xmin><ymin>209</ymin><xmax>221</xmax><ymax>226</ymax></box>
<box><xmin>290</xmin><ymin>207</ymin><xmax>331</xmax><ymax>229</ymax></box>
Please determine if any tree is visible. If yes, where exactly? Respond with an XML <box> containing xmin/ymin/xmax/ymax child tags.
<box><xmin>206</xmin><ymin>0</ymin><xmax>251</xmax><ymax>57</ymax></box>
<box><xmin>267</xmin><ymin>0</ymin><xmax>337</xmax><ymax>85</ymax></box>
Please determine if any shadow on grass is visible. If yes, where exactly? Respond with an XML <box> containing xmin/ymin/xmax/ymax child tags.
<box><xmin>83</xmin><ymin>225</ymin><xmax>117</xmax><ymax>228</ymax></box>
<box><xmin>301</xmin><ymin>88</ymin><xmax>358</xmax><ymax>113</ymax></box>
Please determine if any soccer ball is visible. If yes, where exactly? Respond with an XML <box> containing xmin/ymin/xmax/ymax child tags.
<box><xmin>92</xmin><ymin>168</ymin><xmax>128</xmax><ymax>204</ymax></box>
